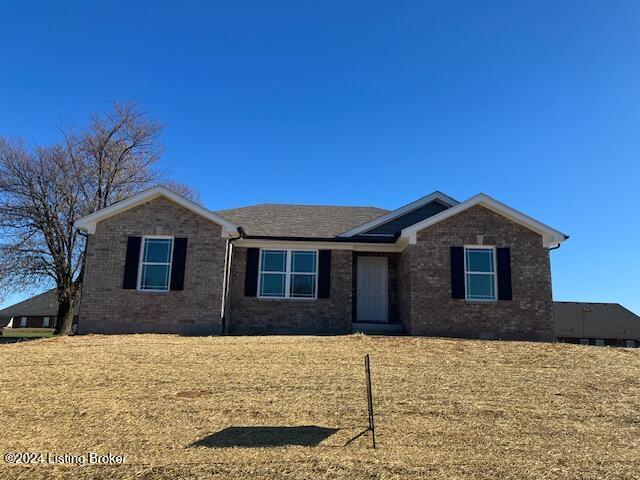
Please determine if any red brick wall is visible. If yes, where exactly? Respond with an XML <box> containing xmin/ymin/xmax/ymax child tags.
<box><xmin>227</xmin><ymin>247</ymin><xmax>353</xmax><ymax>334</ymax></box>
<box><xmin>78</xmin><ymin>197</ymin><xmax>227</xmax><ymax>334</ymax></box>
<box><xmin>399</xmin><ymin>205</ymin><xmax>554</xmax><ymax>341</ymax></box>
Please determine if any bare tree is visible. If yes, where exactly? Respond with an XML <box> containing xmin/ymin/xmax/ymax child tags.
<box><xmin>0</xmin><ymin>141</ymin><xmax>83</xmax><ymax>333</ymax></box>
<box><xmin>161</xmin><ymin>179</ymin><xmax>201</xmax><ymax>204</ymax></box>
<box><xmin>0</xmin><ymin>102</ymin><xmax>197</xmax><ymax>334</ymax></box>
<box><xmin>61</xmin><ymin>101</ymin><xmax>163</xmax><ymax>210</ymax></box>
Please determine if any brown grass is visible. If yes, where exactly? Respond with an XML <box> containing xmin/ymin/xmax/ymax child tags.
<box><xmin>0</xmin><ymin>334</ymin><xmax>638</xmax><ymax>479</ymax></box>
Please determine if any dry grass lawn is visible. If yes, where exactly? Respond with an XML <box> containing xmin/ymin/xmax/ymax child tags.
<box><xmin>0</xmin><ymin>334</ymin><xmax>639</xmax><ymax>479</ymax></box>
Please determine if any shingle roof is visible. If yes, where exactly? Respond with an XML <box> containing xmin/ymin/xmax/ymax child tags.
<box><xmin>215</xmin><ymin>204</ymin><xmax>389</xmax><ymax>238</ymax></box>
<box><xmin>0</xmin><ymin>289</ymin><xmax>59</xmax><ymax>318</ymax></box>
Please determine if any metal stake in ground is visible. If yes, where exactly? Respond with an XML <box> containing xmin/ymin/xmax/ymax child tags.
<box><xmin>365</xmin><ymin>354</ymin><xmax>376</xmax><ymax>449</ymax></box>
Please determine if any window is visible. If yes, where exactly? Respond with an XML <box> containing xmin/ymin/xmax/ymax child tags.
<box><xmin>259</xmin><ymin>250</ymin><xmax>287</xmax><ymax>297</ymax></box>
<box><xmin>43</xmin><ymin>316</ymin><xmax>50</xmax><ymax>327</ymax></box>
<box><xmin>464</xmin><ymin>246</ymin><xmax>496</xmax><ymax>301</ymax></box>
<box><xmin>290</xmin><ymin>251</ymin><xmax>317</xmax><ymax>298</ymax></box>
<box><xmin>20</xmin><ymin>317</ymin><xmax>27</xmax><ymax>327</ymax></box>
<box><xmin>258</xmin><ymin>249</ymin><xmax>318</xmax><ymax>299</ymax></box>
<box><xmin>138</xmin><ymin>237</ymin><xmax>174</xmax><ymax>291</ymax></box>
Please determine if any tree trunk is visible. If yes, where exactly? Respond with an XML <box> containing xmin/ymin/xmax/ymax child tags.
<box><xmin>54</xmin><ymin>291</ymin><xmax>78</xmax><ymax>335</ymax></box>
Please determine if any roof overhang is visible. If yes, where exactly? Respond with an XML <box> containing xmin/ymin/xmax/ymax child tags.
<box><xmin>337</xmin><ymin>191</ymin><xmax>459</xmax><ymax>238</ymax></box>
<box><xmin>232</xmin><ymin>237</ymin><xmax>408</xmax><ymax>253</ymax></box>
<box><xmin>73</xmin><ymin>186</ymin><xmax>240</xmax><ymax>237</ymax></box>
<box><xmin>400</xmin><ymin>193</ymin><xmax>568</xmax><ymax>248</ymax></box>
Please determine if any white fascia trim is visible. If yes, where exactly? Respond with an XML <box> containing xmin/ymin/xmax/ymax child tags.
<box><xmin>234</xmin><ymin>238</ymin><xmax>408</xmax><ymax>253</ymax></box>
<box><xmin>401</xmin><ymin>193</ymin><xmax>568</xmax><ymax>249</ymax></box>
<box><xmin>73</xmin><ymin>185</ymin><xmax>239</xmax><ymax>238</ymax></box>
<box><xmin>337</xmin><ymin>191</ymin><xmax>459</xmax><ymax>238</ymax></box>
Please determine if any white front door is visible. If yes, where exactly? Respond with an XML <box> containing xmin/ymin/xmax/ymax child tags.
<box><xmin>357</xmin><ymin>257</ymin><xmax>388</xmax><ymax>322</ymax></box>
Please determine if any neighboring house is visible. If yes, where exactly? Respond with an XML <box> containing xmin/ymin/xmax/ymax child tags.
<box><xmin>73</xmin><ymin>186</ymin><xmax>568</xmax><ymax>340</ymax></box>
<box><xmin>0</xmin><ymin>289</ymin><xmax>59</xmax><ymax>329</ymax></box>
<box><xmin>554</xmin><ymin>301</ymin><xmax>640</xmax><ymax>347</ymax></box>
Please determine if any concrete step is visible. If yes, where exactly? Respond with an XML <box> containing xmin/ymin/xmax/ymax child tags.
<box><xmin>352</xmin><ymin>322</ymin><xmax>406</xmax><ymax>335</ymax></box>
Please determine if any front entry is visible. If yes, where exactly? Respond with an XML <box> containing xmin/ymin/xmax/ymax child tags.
<box><xmin>357</xmin><ymin>256</ymin><xmax>388</xmax><ymax>322</ymax></box>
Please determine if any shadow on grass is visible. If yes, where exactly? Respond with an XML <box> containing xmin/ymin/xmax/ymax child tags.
<box><xmin>191</xmin><ymin>426</ymin><xmax>339</xmax><ymax>448</ymax></box>
<box><xmin>343</xmin><ymin>427</ymin><xmax>373</xmax><ymax>447</ymax></box>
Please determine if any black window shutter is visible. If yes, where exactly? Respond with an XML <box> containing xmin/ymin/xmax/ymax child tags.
<box><xmin>122</xmin><ymin>236</ymin><xmax>142</xmax><ymax>289</ymax></box>
<box><xmin>318</xmin><ymin>250</ymin><xmax>331</xmax><ymax>299</ymax></box>
<box><xmin>497</xmin><ymin>247</ymin><xmax>513</xmax><ymax>301</ymax></box>
<box><xmin>170</xmin><ymin>238</ymin><xmax>188</xmax><ymax>291</ymax></box>
<box><xmin>450</xmin><ymin>246</ymin><xmax>465</xmax><ymax>299</ymax></box>
<box><xmin>244</xmin><ymin>248</ymin><xmax>260</xmax><ymax>297</ymax></box>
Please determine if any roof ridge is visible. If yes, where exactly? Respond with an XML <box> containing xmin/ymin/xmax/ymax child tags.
<box><xmin>553</xmin><ymin>300</ymin><xmax>621</xmax><ymax>305</ymax></box>
<box><xmin>216</xmin><ymin>203</ymin><xmax>389</xmax><ymax>211</ymax></box>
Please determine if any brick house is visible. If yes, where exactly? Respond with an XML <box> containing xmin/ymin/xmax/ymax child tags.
<box><xmin>0</xmin><ymin>289</ymin><xmax>73</xmax><ymax>329</ymax></box>
<box><xmin>73</xmin><ymin>186</ymin><xmax>567</xmax><ymax>340</ymax></box>
<box><xmin>554</xmin><ymin>302</ymin><xmax>640</xmax><ymax>347</ymax></box>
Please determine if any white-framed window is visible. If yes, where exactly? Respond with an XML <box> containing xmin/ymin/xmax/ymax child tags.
<box><xmin>464</xmin><ymin>246</ymin><xmax>497</xmax><ymax>301</ymax></box>
<box><xmin>137</xmin><ymin>236</ymin><xmax>174</xmax><ymax>292</ymax></box>
<box><xmin>42</xmin><ymin>316</ymin><xmax>50</xmax><ymax>327</ymax></box>
<box><xmin>290</xmin><ymin>250</ymin><xmax>317</xmax><ymax>298</ymax></box>
<box><xmin>20</xmin><ymin>316</ymin><xmax>27</xmax><ymax>327</ymax></box>
<box><xmin>258</xmin><ymin>249</ymin><xmax>318</xmax><ymax>299</ymax></box>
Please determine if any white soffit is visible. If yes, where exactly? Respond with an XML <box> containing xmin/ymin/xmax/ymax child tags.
<box><xmin>233</xmin><ymin>237</ymin><xmax>408</xmax><ymax>252</ymax></box>
<box><xmin>400</xmin><ymin>193</ymin><xmax>568</xmax><ymax>248</ymax></box>
<box><xmin>73</xmin><ymin>185</ymin><xmax>239</xmax><ymax>237</ymax></box>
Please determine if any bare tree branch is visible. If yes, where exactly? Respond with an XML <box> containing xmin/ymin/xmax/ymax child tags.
<box><xmin>0</xmin><ymin>101</ymin><xmax>198</xmax><ymax>334</ymax></box>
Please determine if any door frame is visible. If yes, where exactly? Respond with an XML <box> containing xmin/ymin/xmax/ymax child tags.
<box><xmin>356</xmin><ymin>256</ymin><xmax>389</xmax><ymax>323</ymax></box>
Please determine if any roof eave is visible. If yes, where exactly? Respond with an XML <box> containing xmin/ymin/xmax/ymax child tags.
<box><xmin>241</xmin><ymin>233</ymin><xmax>399</xmax><ymax>244</ymax></box>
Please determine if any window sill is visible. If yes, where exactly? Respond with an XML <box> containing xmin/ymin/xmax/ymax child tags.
<box><xmin>256</xmin><ymin>297</ymin><xmax>318</xmax><ymax>302</ymax></box>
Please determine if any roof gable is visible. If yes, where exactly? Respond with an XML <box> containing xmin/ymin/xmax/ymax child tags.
<box><xmin>74</xmin><ymin>186</ymin><xmax>239</xmax><ymax>236</ymax></box>
<box><xmin>361</xmin><ymin>200</ymin><xmax>450</xmax><ymax>237</ymax></box>
<box><xmin>338</xmin><ymin>191</ymin><xmax>458</xmax><ymax>238</ymax></box>
<box><xmin>401</xmin><ymin>193</ymin><xmax>567</xmax><ymax>248</ymax></box>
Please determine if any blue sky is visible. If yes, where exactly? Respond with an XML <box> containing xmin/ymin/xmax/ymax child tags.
<box><xmin>0</xmin><ymin>1</ymin><xmax>639</xmax><ymax>313</ymax></box>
